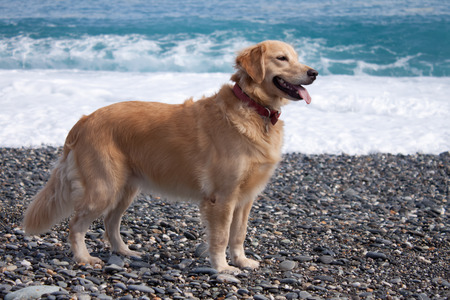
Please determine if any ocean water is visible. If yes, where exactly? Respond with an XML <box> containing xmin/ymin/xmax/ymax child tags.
<box><xmin>0</xmin><ymin>0</ymin><xmax>449</xmax><ymax>154</ymax></box>
<box><xmin>1</xmin><ymin>0</ymin><xmax>449</xmax><ymax>76</ymax></box>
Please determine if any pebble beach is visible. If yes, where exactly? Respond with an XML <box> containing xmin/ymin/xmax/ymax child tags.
<box><xmin>0</xmin><ymin>147</ymin><xmax>448</xmax><ymax>300</ymax></box>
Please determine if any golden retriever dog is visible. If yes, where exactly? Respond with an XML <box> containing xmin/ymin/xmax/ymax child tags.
<box><xmin>23</xmin><ymin>40</ymin><xmax>318</xmax><ymax>273</ymax></box>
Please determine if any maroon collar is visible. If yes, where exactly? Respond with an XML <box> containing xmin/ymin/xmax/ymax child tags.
<box><xmin>232</xmin><ymin>83</ymin><xmax>281</xmax><ymax>125</ymax></box>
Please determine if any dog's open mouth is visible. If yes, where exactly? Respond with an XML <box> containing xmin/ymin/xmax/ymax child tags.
<box><xmin>273</xmin><ymin>76</ymin><xmax>312</xmax><ymax>104</ymax></box>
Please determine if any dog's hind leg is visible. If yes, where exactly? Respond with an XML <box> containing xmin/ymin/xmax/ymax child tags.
<box><xmin>69</xmin><ymin>209</ymin><xmax>105</xmax><ymax>265</ymax></box>
<box><xmin>104</xmin><ymin>184</ymin><xmax>140</xmax><ymax>257</ymax></box>
<box><xmin>68</xmin><ymin>180</ymin><xmax>114</xmax><ymax>265</ymax></box>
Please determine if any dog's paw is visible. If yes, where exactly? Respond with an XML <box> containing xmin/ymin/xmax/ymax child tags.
<box><xmin>76</xmin><ymin>255</ymin><xmax>104</xmax><ymax>266</ymax></box>
<box><xmin>233</xmin><ymin>257</ymin><xmax>260</xmax><ymax>270</ymax></box>
<box><xmin>117</xmin><ymin>248</ymin><xmax>142</xmax><ymax>258</ymax></box>
<box><xmin>216</xmin><ymin>265</ymin><xmax>242</xmax><ymax>275</ymax></box>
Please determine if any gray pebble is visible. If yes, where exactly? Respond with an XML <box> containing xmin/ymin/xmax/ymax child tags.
<box><xmin>432</xmin><ymin>277</ymin><xmax>450</xmax><ymax>288</ymax></box>
<box><xmin>78</xmin><ymin>278</ymin><xmax>94</xmax><ymax>288</ymax></box>
<box><xmin>191</xmin><ymin>267</ymin><xmax>218</xmax><ymax>275</ymax></box>
<box><xmin>358</xmin><ymin>292</ymin><xmax>373</xmax><ymax>298</ymax></box>
<box><xmin>238</xmin><ymin>289</ymin><xmax>250</xmax><ymax>296</ymax></box>
<box><xmin>104</xmin><ymin>264</ymin><xmax>125</xmax><ymax>273</ymax></box>
<box><xmin>194</xmin><ymin>242</ymin><xmax>209</xmax><ymax>258</ymax></box>
<box><xmin>129</xmin><ymin>260</ymin><xmax>151</xmax><ymax>268</ymax></box>
<box><xmin>280</xmin><ymin>278</ymin><xmax>299</xmax><ymax>285</ymax></box>
<box><xmin>299</xmin><ymin>291</ymin><xmax>313</xmax><ymax>299</ymax></box>
<box><xmin>59</xmin><ymin>269</ymin><xmax>77</xmax><ymax>277</ymax></box>
<box><xmin>114</xmin><ymin>282</ymin><xmax>127</xmax><ymax>290</ymax></box>
<box><xmin>0</xmin><ymin>284</ymin><xmax>12</xmax><ymax>293</ymax></box>
<box><xmin>184</xmin><ymin>231</ymin><xmax>198</xmax><ymax>240</ymax></box>
<box><xmin>51</xmin><ymin>259</ymin><xmax>70</xmax><ymax>266</ymax></box>
<box><xmin>6</xmin><ymin>244</ymin><xmax>19</xmax><ymax>251</ymax></box>
<box><xmin>279</xmin><ymin>260</ymin><xmax>297</xmax><ymax>270</ymax></box>
<box><xmin>317</xmin><ymin>255</ymin><xmax>334</xmax><ymax>264</ymax></box>
<box><xmin>314</xmin><ymin>275</ymin><xmax>335</xmax><ymax>282</ymax></box>
<box><xmin>72</xmin><ymin>285</ymin><xmax>85</xmax><ymax>293</ymax></box>
<box><xmin>343</xmin><ymin>188</ymin><xmax>360</xmax><ymax>199</ymax></box>
<box><xmin>390</xmin><ymin>278</ymin><xmax>402</xmax><ymax>284</ymax></box>
<box><xmin>153</xmin><ymin>286</ymin><xmax>165</xmax><ymax>294</ymax></box>
<box><xmin>85</xmin><ymin>276</ymin><xmax>101</xmax><ymax>285</ymax></box>
<box><xmin>123</xmin><ymin>271</ymin><xmax>139</xmax><ymax>279</ymax></box>
<box><xmin>416</xmin><ymin>293</ymin><xmax>431</xmax><ymax>300</ymax></box>
<box><xmin>77</xmin><ymin>293</ymin><xmax>91</xmax><ymax>300</ymax></box>
<box><xmin>128</xmin><ymin>284</ymin><xmax>155</xmax><ymax>294</ymax></box>
<box><xmin>177</xmin><ymin>258</ymin><xmax>194</xmax><ymax>269</ymax></box>
<box><xmin>286</xmin><ymin>292</ymin><xmax>299</xmax><ymax>300</ymax></box>
<box><xmin>215</xmin><ymin>273</ymin><xmax>241</xmax><ymax>284</ymax></box>
<box><xmin>293</xmin><ymin>255</ymin><xmax>313</xmax><ymax>262</ymax></box>
<box><xmin>27</xmin><ymin>242</ymin><xmax>38</xmax><ymax>248</ymax></box>
<box><xmin>97</xmin><ymin>294</ymin><xmax>113</xmax><ymax>300</ymax></box>
<box><xmin>366</xmin><ymin>251</ymin><xmax>388</xmax><ymax>260</ymax></box>
<box><xmin>108</xmin><ymin>255</ymin><xmax>125</xmax><ymax>267</ymax></box>
<box><xmin>5</xmin><ymin>285</ymin><xmax>63</xmax><ymax>300</ymax></box>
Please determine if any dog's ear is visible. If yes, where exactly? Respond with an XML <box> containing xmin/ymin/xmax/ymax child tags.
<box><xmin>236</xmin><ymin>44</ymin><xmax>265</xmax><ymax>84</ymax></box>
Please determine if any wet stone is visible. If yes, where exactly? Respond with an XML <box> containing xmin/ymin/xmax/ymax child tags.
<box><xmin>293</xmin><ymin>255</ymin><xmax>313</xmax><ymax>262</ymax></box>
<box><xmin>113</xmin><ymin>282</ymin><xmax>127</xmax><ymax>290</ymax></box>
<box><xmin>129</xmin><ymin>260</ymin><xmax>151</xmax><ymax>268</ymax></box>
<box><xmin>194</xmin><ymin>242</ymin><xmax>209</xmax><ymax>258</ymax></box>
<box><xmin>215</xmin><ymin>273</ymin><xmax>241</xmax><ymax>284</ymax></box>
<box><xmin>5</xmin><ymin>244</ymin><xmax>19</xmax><ymax>251</ymax></box>
<box><xmin>153</xmin><ymin>286</ymin><xmax>165</xmax><ymax>294</ymax></box>
<box><xmin>128</xmin><ymin>284</ymin><xmax>155</xmax><ymax>294</ymax></box>
<box><xmin>366</xmin><ymin>251</ymin><xmax>388</xmax><ymax>260</ymax></box>
<box><xmin>237</xmin><ymin>289</ymin><xmax>250</xmax><ymax>296</ymax></box>
<box><xmin>190</xmin><ymin>267</ymin><xmax>218</xmax><ymax>275</ymax></box>
<box><xmin>59</xmin><ymin>269</ymin><xmax>77</xmax><ymax>278</ymax></box>
<box><xmin>286</xmin><ymin>292</ymin><xmax>300</xmax><ymax>299</ymax></box>
<box><xmin>5</xmin><ymin>285</ymin><xmax>64</xmax><ymax>300</ymax></box>
<box><xmin>107</xmin><ymin>255</ymin><xmax>124</xmax><ymax>267</ymax></box>
<box><xmin>183</xmin><ymin>231</ymin><xmax>198</xmax><ymax>240</ymax></box>
<box><xmin>313</xmin><ymin>246</ymin><xmax>335</xmax><ymax>256</ymax></box>
<box><xmin>317</xmin><ymin>255</ymin><xmax>334</xmax><ymax>264</ymax></box>
<box><xmin>104</xmin><ymin>264</ymin><xmax>125</xmax><ymax>273</ymax></box>
<box><xmin>299</xmin><ymin>291</ymin><xmax>313</xmax><ymax>299</ymax></box>
<box><xmin>314</xmin><ymin>275</ymin><xmax>335</xmax><ymax>282</ymax></box>
<box><xmin>280</xmin><ymin>278</ymin><xmax>299</xmax><ymax>285</ymax></box>
<box><xmin>279</xmin><ymin>260</ymin><xmax>297</xmax><ymax>270</ymax></box>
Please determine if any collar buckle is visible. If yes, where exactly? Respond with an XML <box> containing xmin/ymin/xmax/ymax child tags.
<box><xmin>232</xmin><ymin>83</ymin><xmax>281</xmax><ymax>126</ymax></box>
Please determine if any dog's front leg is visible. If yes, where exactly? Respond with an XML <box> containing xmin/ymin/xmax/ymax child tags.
<box><xmin>200</xmin><ymin>195</ymin><xmax>240</xmax><ymax>274</ymax></box>
<box><xmin>228</xmin><ymin>198</ymin><xmax>259</xmax><ymax>270</ymax></box>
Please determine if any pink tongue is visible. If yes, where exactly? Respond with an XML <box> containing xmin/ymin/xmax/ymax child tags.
<box><xmin>297</xmin><ymin>86</ymin><xmax>311</xmax><ymax>104</ymax></box>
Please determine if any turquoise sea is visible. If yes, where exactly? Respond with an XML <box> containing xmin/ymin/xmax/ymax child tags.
<box><xmin>1</xmin><ymin>0</ymin><xmax>449</xmax><ymax>76</ymax></box>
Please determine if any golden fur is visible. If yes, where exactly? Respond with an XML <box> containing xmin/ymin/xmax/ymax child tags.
<box><xmin>23</xmin><ymin>40</ymin><xmax>317</xmax><ymax>273</ymax></box>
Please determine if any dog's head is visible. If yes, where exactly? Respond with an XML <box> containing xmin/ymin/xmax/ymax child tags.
<box><xmin>232</xmin><ymin>40</ymin><xmax>318</xmax><ymax>109</ymax></box>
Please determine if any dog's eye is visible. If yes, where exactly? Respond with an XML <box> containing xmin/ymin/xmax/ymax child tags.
<box><xmin>277</xmin><ymin>56</ymin><xmax>288</xmax><ymax>61</ymax></box>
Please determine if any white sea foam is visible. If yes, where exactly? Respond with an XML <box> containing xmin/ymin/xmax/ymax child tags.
<box><xmin>0</xmin><ymin>70</ymin><xmax>448</xmax><ymax>154</ymax></box>
<box><xmin>0</xmin><ymin>33</ymin><xmax>437</xmax><ymax>76</ymax></box>
<box><xmin>0</xmin><ymin>34</ymin><xmax>250</xmax><ymax>73</ymax></box>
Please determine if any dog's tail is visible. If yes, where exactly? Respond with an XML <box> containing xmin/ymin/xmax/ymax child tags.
<box><xmin>23</xmin><ymin>116</ymin><xmax>87</xmax><ymax>235</ymax></box>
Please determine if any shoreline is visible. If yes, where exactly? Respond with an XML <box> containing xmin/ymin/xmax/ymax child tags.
<box><xmin>1</xmin><ymin>147</ymin><xmax>449</xmax><ymax>299</ymax></box>
<box><xmin>1</xmin><ymin>71</ymin><xmax>450</xmax><ymax>155</ymax></box>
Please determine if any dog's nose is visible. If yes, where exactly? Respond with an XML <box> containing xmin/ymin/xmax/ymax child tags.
<box><xmin>307</xmin><ymin>68</ymin><xmax>318</xmax><ymax>80</ymax></box>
